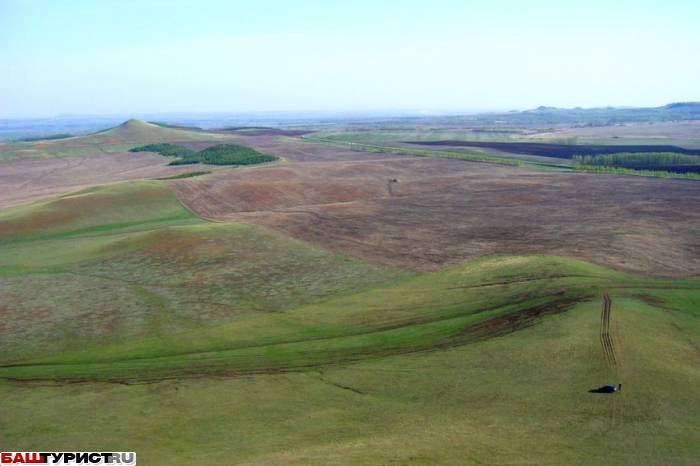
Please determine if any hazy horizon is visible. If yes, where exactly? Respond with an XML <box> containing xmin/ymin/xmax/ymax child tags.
<box><xmin>2</xmin><ymin>0</ymin><xmax>699</xmax><ymax>118</ymax></box>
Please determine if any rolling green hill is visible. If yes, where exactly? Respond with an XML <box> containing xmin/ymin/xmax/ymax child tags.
<box><xmin>1</xmin><ymin>169</ymin><xmax>699</xmax><ymax>465</ymax></box>
<box><xmin>1</xmin><ymin>252</ymin><xmax>699</xmax><ymax>464</ymax></box>
<box><xmin>0</xmin><ymin>119</ymin><xmax>229</xmax><ymax>162</ymax></box>
<box><xmin>0</xmin><ymin>181</ymin><xmax>197</xmax><ymax>244</ymax></box>
<box><xmin>0</xmin><ymin>181</ymin><xmax>410</xmax><ymax>362</ymax></box>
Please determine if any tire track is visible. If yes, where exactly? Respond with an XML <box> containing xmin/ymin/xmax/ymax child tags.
<box><xmin>600</xmin><ymin>291</ymin><xmax>618</xmax><ymax>366</ymax></box>
<box><xmin>17</xmin><ymin>157</ymin><xmax>71</xmax><ymax>190</ymax></box>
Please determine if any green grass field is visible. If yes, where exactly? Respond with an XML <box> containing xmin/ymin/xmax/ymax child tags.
<box><xmin>1</xmin><ymin>163</ymin><xmax>699</xmax><ymax>464</ymax></box>
<box><xmin>303</xmin><ymin>130</ymin><xmax>700</xmax><ymax>167</ymax></box>
<box><xmin>2</xmin><ymin>263</ymin><xmax>698</xmax><ymax>465</ymax></box>
<box><xmin>0</xmin><ymin>181</ymin><xmax>409</xmax><ymax>363</ymax></box>
<box><xmin>305</xmin><ymin>129</ymin><xmax>527</xmax><ymax>144</ymax></box>
<box><xmin>302</xmin><ymin>133</ymin><xmax>575</xmax><ymax>169</ymax></box>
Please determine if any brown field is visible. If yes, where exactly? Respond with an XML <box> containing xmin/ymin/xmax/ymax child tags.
<box><xmin>0</xmin><ymin>151</ymin><xmax>230</xmax><ymax>209</ymax></box>
<box><xmin>169</xmin><ymin>137</ymin><xmax>700</xmax><ymax>278</ymax></box>
<box><xmin>3</xmin><ymin>131</ymin><xmax>700</xmax><ymax>279</ymax></box>
<box><xmin>529</xmin><ymin>120</ymin><xmax>700</xmax><ymax>141</ymax></box>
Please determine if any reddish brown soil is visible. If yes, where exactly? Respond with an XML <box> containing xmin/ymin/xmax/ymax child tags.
<box><xmin>170</xmin><ymin>137</ymin><xmax>700</xmax><ymax>278</ymax></box>
<box><xmin>4</xmin><ymin>132</ymin><xmax>700</xmax><ymax>279</ymax></box>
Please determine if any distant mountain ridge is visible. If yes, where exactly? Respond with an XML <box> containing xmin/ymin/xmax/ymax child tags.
<box><xmin>663</xmin><ymin>102</ymin><xmax>700</xmax><ymax>111</ymax></box>
<box><xmin>476</xmin><ymin>102</ymin><xmax>700</xmax><ymax>125</ymax></box>
<box><xmin>524</xmin><ymin>102</ymin><xmax>700</xmax><ymax>113</ymax></box>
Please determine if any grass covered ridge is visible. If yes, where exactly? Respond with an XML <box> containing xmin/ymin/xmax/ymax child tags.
<box><xmin>0</xmin><ymin>181</ymin><xmax>197</xmax><ymax>244</ymax></box>
<box><xmin>1</xmin><ymin>179</ymin><xmax>699</xmax><ymax>464</ymax></box>
<box><xmin>0</xmin><ymin>181</ymin><xmax>410</xmax><ymax>362</ymax></box>
<box><xmin>2</xmin><ymin>257</ymin><xmax>700</xmax><ymax>465</ymax></box>
<box><xmin>3</xmin><ymin>254</ymin><xmax>695</xmax><ymax>381</ymax></box>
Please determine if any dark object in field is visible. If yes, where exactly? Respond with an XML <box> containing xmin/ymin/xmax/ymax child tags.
<box><xmin>404</xmin><ymin>141</ymin><xmax>700</xmax><ymax>160</ymax></box>
<box><xmin>589</xmin><ymin>384</ymin><xmax>618</xmax><ymax>393</ymax></box>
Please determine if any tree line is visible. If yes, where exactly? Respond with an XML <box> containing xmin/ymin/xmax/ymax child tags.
<box><xmin>129</xmin><ymin>143</ymin><xmax>196</xmax><ymax>158</ymax></box>
<box><xmin>19</xmin><ymin>133</ymin><xmax>74</xmax><ymax>142</ymax></box>
<box><xmin>572</xmin><ymin>152</ymin><xmax>700</xmax><ymax>167</ymax></box>
<box><xmin>573</xmin><ymin>164</ymin><xmax>700</xmax><ymax>180</ymax></box>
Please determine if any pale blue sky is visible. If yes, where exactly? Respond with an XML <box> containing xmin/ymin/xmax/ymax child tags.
<box><xmin>1</xmin><ymin>0</ymin><xmax>698</xmax><ymax>118</ymax></box>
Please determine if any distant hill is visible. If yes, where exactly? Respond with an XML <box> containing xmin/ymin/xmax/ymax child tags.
<box><xmin>76</xmin><ymin>119</ymin><xmax>215</xmax><ymax>144</ymax></box>
<box><xmin>523</xmin><ymin>102</ymin><xmax>700</xmax><ymax>115</ymax></box>
<box><xmin>663</xmin><ymin>102</ymin><xmax>700</xmax><ymax>112</ymax></box>
<box><xmin>472</xmin><ymin>102</ymin><xmax>700</xmax><ymax>125</ymax></box>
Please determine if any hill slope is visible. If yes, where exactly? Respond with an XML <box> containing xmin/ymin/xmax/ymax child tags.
<box><xmin>0</xmin><ymin>119</ymin><xmax>231</xmax><ymax>162</ymax></box>
<box><xmin>0</xmin><ymin>173</ymin><xmax>698</xmax><ymax>464</ymax></box>
<box><xmin>1</xmin><ymin>255</ymin><xmax>699</xmax><ymax>465</ymax></box>
<box><xmin>76</xmin><ymin>119</ymin><xmax>216</xmax><ymax>144</ymax></box>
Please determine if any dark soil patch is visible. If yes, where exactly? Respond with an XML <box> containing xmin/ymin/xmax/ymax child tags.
<box><xmin>404</xmin><ymin>141</ymin><xmax>700</xmax><ymax>159</ymax></box>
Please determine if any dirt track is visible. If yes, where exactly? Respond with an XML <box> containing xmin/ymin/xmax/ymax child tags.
<box><xmin>600</xmin><ymin>292</ymin><xmax>617</xmax><ymax>366</ymax></box>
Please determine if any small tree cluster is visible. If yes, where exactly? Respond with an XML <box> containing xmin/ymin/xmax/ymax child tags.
<box><xmin>128</xmin><ymin>143</ymin><xmax>196</xmax><ymax>158</ymax></box>
<box><xmin>129</xmin><ymin>143</ymin><xmax>278</xmax><ymax>166</ymax></box>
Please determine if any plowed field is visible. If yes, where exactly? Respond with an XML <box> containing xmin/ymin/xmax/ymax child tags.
<box><xmin>0</xmin><ymin>151</ymin><xmax>229</xmax><ymax>209</ymax></box>
<box><xmin>170</xmin><ymin>137</ymin><xmax>700</xmax><ymax>277</ymax></box>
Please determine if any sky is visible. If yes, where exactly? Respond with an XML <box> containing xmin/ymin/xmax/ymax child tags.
<box><xmin>1</xmin><ymin>0</ymin><xmax>699</xmax><ymax>118</ymax></box>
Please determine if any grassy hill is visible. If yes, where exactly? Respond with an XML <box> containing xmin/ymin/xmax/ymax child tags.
<box><xmin>1</xmin><ymin>253</ymin><xmax>696</xmax><ymax>379</ymax></box>
<box><xmin>79</xmin><ymin>119</ymin><xmax>214</xmax><ymax>144</ymax></box>
<box><xmin>1</xmin><ymin>156</ymin><xmax>699</xmax><ymax>464</ymax></box>
<box><xmin>0</xmin><ymin>181</ymin><xmax>197</xmax><ymax>244</ymax></box>
<box><xmin>0</xmin><ymin>119</ymin><xmax>229</xmax><ymax>162</ymax></box>
<box><xmin>1</xmin><ymin>253</ymin><xmax>699</xmax><ymax>464</ymax></box>
<box><xmin>0</xmin><ymin>181</ymin><xmax>409</xmax><ymax>362</ymax></box>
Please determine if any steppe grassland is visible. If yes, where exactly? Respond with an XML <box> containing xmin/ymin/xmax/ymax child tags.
<box><xmin>0</xmin><ymin>180</ymin><xmax>409</xmax><ymax>362</ymax></box>
<box><xmin>1</xmin><ymin>120</ymin><xmax>699</xmax><ymax>465</ymax></box>
<box><xmin>2</xmin><ymin>288</ymin><xmax>699</xmax><ymax>466</ymax></box>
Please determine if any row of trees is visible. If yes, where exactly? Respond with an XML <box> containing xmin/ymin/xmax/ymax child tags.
<box><xmin>19</xmin><ymin>133</ymin><xmax>73</xmax><ymax>142</ymax></box>
<box><xmin>154</xmin><ymin>171</ymin><xmax>211</xmax><ymax>180</ymax></box>
<box><xmin>129</xmin><ymin>143</ymin><xmax>195</xmax><ymax>158</ymax></box>
<box><xmin>572</xmin><ymin>152</ymin><xmax>700</xmax><ymax>167</ymax></box>
<box><xmin>573</xmin><ymin>164</ymin><xmax>700</xmax><ymax>180</ymax></box>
